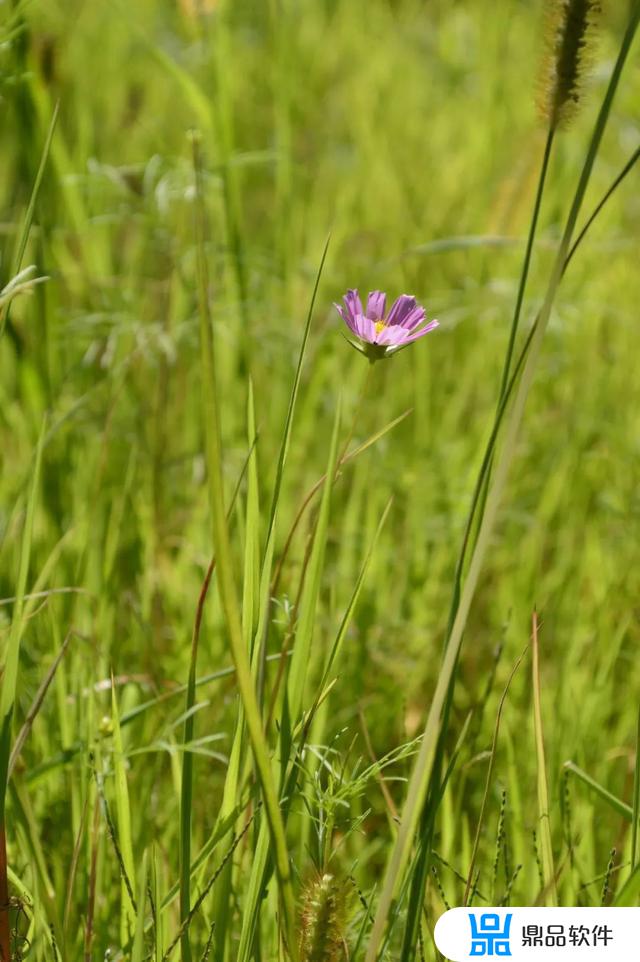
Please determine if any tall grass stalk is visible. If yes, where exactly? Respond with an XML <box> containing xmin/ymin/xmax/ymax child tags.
<box><xmin>365</xmin><ymin>7</ymin><xmax>640</xmax><ymax>957</ymax></box>
<box><xmin>463</xmin><ymin>647</ymin><xmax>527</xmax><ymax>905</ymax></box>
<box><xmin>111</xmin><ymin>683</ymin><xmax>137</xmax><ymax>943</ymax></box>
<box><xmin>531</xmin><ymin>612</ymin><xmax>557</xmax><ymax>905</ymax></box>
<box><xmin>179</xmin><ymin>557</ymin><xmax>216</xmax><ymax>962</ymax></box>
<box><xmin>3</xmin><ymin>2</ymin><xmax>640</xmax><ymax>957</ymax></box>
<box><xmin>398</xmin><ymin>116</ymin><xmax>558</xmax><ymax>962</ymax></box>
<box><xmin>179</xmin><ymin>440</ymin><xmax>253</xmax><ymax>961</ymax></box>
<box><xmin>192</xmin><ymin>132</ymin><xmax>299</xmax><ymax>960</ymax></box>
<box><xmin>252</xmin><ymin>233</ymin><xmax>331</xmax><ymax>700</ymax></box>
<box><xmin>235</xmin><ymin>400</ymin><xmax>342</xmax><ymax>962</ymax></box>
<box><xmin>564</xmin><ymin>141</ymin><xmax>640</xmax><ymax>274</ymax></box>
<box><xmin>0</xmin><ymin>423</ymin><xmax>44</xmax><ymax>961</ymax></box>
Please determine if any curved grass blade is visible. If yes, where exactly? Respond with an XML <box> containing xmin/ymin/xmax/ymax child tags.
<box><xmin>364</xmin><ymin>11</ymin><xmax>640</xmax><ymax>957</ymax></box>
<box><xmin>0</xmin><ymin>102</ymin><xmax>58</xmax><ymax>341</ymax></box>
<box><xmin>192</xmin><ymin>131</ymin><xmax>299</xmax><ymax>960</ymax></box>
<box><xmin>111</xmin><ymin>681</ymin><xmax>137</xmax><ymax>943</ymax></box>
<box><xmin>464</xmin><ymin>646</ymin><xmax>527</xmax><ymax>905</ymax></box>
<box><xmin>563</xmin><ymin>762</ymin><xmax>632</xmax><ymax>821</ymax></box>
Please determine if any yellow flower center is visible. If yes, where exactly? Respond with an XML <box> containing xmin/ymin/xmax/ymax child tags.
<box><xmin>374</xmin><ymin>319</ymin><xmax>386</xmax><ymax>337</ymax></box>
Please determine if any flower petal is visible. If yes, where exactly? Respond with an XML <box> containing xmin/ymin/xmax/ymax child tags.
<box><xmin>358</xmin><ymin>315</ymin><xmax>378</xmax><ymax>343</ymax></box>
<box><xmin>376</xmin><ymin>324</ymin><xmax>410</xmax><ymax>346</ymax></box>
<box><xmin>386</xmin><ymin>294</ymin><xmax>417</xmax><ymax>327</ymax></box>
<box><xmin>402</xmin><ymin>305</ymin><xmax>426</xmax><ymax>330</ymax></box>
<box><xmin>335</xmin><ymin>301</ymin><xmax>359</xmax><ymax>334</ymax></box>
<box><xmin>343</xmin><ymin>289</ymin><xmax>363</xmax><ymax>323</ymax></box>
<box><xmin>401</xmin><ymin>319</ymin><xmax>439</xmax><ymax>343</ymax></box>
<box><xmin>365</xmin><ymin>290</ymin><xmax>387</xmax><ymax>321</ymax></box>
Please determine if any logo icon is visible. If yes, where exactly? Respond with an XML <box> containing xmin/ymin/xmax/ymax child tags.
<box><xmin>469</xmin><ymin>912</ymin><xmax>513</xmax><ymax>957</ymax></box>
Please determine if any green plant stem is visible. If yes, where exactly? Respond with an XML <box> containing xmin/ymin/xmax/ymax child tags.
<box><xmin>398</xmin><ymin>120</ymin><xmax>555</xmax><ymax>962</ymax></box>
<box><xmin>450</xmin><ymin>130</ymin><xmax>640</xmax><ymax>637</ymax></box>
<box><xmin>500</xmin><ymin>127</ymin><xmax>555</xmax><ymax>400</ymax></box>
<box><xmin>452</xmin><ymin>128</ymin><xmax>554</xmax><ymax>622</ymax></box>
<box><xmin>531</xmin><ymin>611</ymin><xmax>557</xmax><ymax>905</ymax></box>
<box><xmin>179</xmin><ymin>445</ymin><xmax>253</xmax><ymax>962</ymax></box>
<box><xmin>632</xmin><ymin>705</ymin><xmax>640</xmax><ymax>868</ymax></box>
<box><xmin>0</xmin><ymin>101</ymin><xmax>58</xmax><ymax>342</ymax></box>
<box><xmin>338</xmin><ymin>359</ymin><xmax>374</xmax><ymax>466</ymax></box>
<box><xmin>192</xmin><ymin>133</ymin><xmax>299</xmax><ymax>961</ymax></box>
<box><xmin>179</xmin><ymin>561</ymin><xmax>215</xmax><ymax>962</ymax></box>
<box><xmin>0</xmin><ymin>826</ymin><xmax>9</xmax><ymax>962</ymax></box>
<box><xmin>269</xmin><ymin>405</ymin><xmax>409</xmax><ymax>601</ymax></box>
<box><xmin>365</xmin><ymin>8</ymin><xmax>640</xmax><ymax>957</ymax></box>
<box><xmin>0</xmin><ymin>422</ymin><xmax>45</xmax><ymax>961</ymax></box>
<box><xmin>463</xmin><ymin>646</ymin><xmax>527</xmax><ymax>905</ymax></box>
<box><xmin>563</xmin><ymin>142</ymin><xmax>640</xmax><ymax>275</ymax></box>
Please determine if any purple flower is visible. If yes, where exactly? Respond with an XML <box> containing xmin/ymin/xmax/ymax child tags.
<box><xmin>335</xmin><ymin>289</ymin><xmax>438</xmax><ymax>360</ymax></box>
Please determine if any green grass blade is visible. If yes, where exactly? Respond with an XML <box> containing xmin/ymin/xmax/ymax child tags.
<box><xmin>235</xmin><ymin>396</ymin><xmax>342</xmax><ymax>962</ymax></box>
<box><xmin>464</xmin><ymin>647</ymin><xmax>527</xmax><ymax>905</ymax></box>
<box><xmin>152</xmin><ymin>844</ymin><xmax>166</xmax><ymax>961</ymax></box>
<box><xmin>192</xmin><ymin>132</ymin><xmax>298</xmax><ymax>961</ymax></box>
<box><xmin>1</xmin><ymin>416</ymin><xmax>46</xmax><ymax>962</ymax></box>
<box><xmin>364</xmin><ymin>11</ymin><xmax>640</xmax><ymax>957</ymax></box>
<box><xmin>286</xmin><ymin>396</ymin><xmax>341</xmax><ymax>725</ymax></box>
<box><xmin>531</xmin><ymin>612</ymin><xmax>557</xmax><ymax>905</ymax></box>
<box><xmin>235</xmin><ymin>820</ymin><xmax>271</xmax><ymax>962</ymax></box>
<box><xmin>210</xmin><ymin>383</ymin><xmax>260</xmax><ymax>961</ymax></box>
<box><xmin>132</xmin><ymin>851</ymin><xmax>149</xmax><ymax>962</ymax></box>
<box><xmin>0</xmin><ymin>420</ymin><xmax>45</xmax><ymax>808</ymax></box>
<box><xmin>111</xmin><ymin>681</ymin><xmax>137</xmax><ymax>943</ymax></box>
<box><xmin>8</xmin><ymin>780</ymin><xmax>63</xmax><ymax>955</ymax></box>
<box><xmin>271</xmin><ymin>409</ymin><xmax>411</xmax><ymax>595</ymax></box>
<box><xmin>632</xmin><ymin>705</ymin><xmax>640</xmax><ymax>868</ymax></box>
<box><xmin>179</xmin><ymin>561</ymin><xmax>213</xmax><ymax>962</ymax></box>
<box><xmin>9</xmin><ymin>629</ymin><xmax>72</xmax><ymax>778</ymax></box>
<box><xmin>0</xmin><ymin>102</ymin><xmax>58</xmax><ymax>341</ymax></box>
<box><xmin>317</xmin><ymin>497</ymin><xmax>392</xmax><ymax>695</ymax></box>
<box><xmin>563</xmin><ymin>762</ymin><xmax>633</xmax><ymax>821</ymax></box>
<box><xmin>564</xmin><ymin>143</ymin><xmax>640</xmax><ymax>274</ymax></box>
<box><xmin>252</xmin><ymin>234</ymin><xmax>331</xmax><ymax>676</ymax></box>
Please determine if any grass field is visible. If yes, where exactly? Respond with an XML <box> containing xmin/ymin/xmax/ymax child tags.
<box><xmin>2</xmin><ymin>1</ymin><xmax>640</xmax><ymax>959</ymax></box>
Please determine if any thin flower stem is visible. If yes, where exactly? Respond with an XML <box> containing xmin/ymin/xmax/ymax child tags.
<box><xmin>277</xmin><ymin>361</ymin><xmax>371</xmax><ymax>602</ymax></box>
<box><xmin>265</xmin><ymin>362</ymin><xmax>373</xmax><ymax>724</ymax></box>
<box><xmin>270</xmin><ymin>404</ymin><xmax>410</xmax><ymax>600</ymax></box>
<box><xmin>269</xmin><ymin>359</ymin><xmax>372</xmax><ymax>601</ymax></box>
<box><xmin>338</xmin><ymin>360</ymin><xmax>374</xmax><ymax>468</ymax></box>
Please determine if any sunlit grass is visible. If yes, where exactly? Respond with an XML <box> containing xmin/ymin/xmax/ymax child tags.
<box><xmin>1</xmin><ymin>0</ymin><xmax>640</xmax><ymax>959</ymax></box>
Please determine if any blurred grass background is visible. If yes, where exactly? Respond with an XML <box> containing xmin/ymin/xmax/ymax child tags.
<box><xmin>1</xmin><ymin>0</ymin><xmax>640</xmax><ymax>958</ymax></box>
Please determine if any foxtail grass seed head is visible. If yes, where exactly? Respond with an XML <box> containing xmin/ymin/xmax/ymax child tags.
<box><xmin>335</xmin><ymin>289</ymin><xmax>438</xmax><ymax>361</ymax></box>
<box><xmin>299</xmin><ymin>872</ymin><xmax>350</xmax><ymax>962</ymax></box>
<box><xmin>538</xmin><ymin>0</ymin><xmax>601</xmax><ymax>130</ymax></box>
